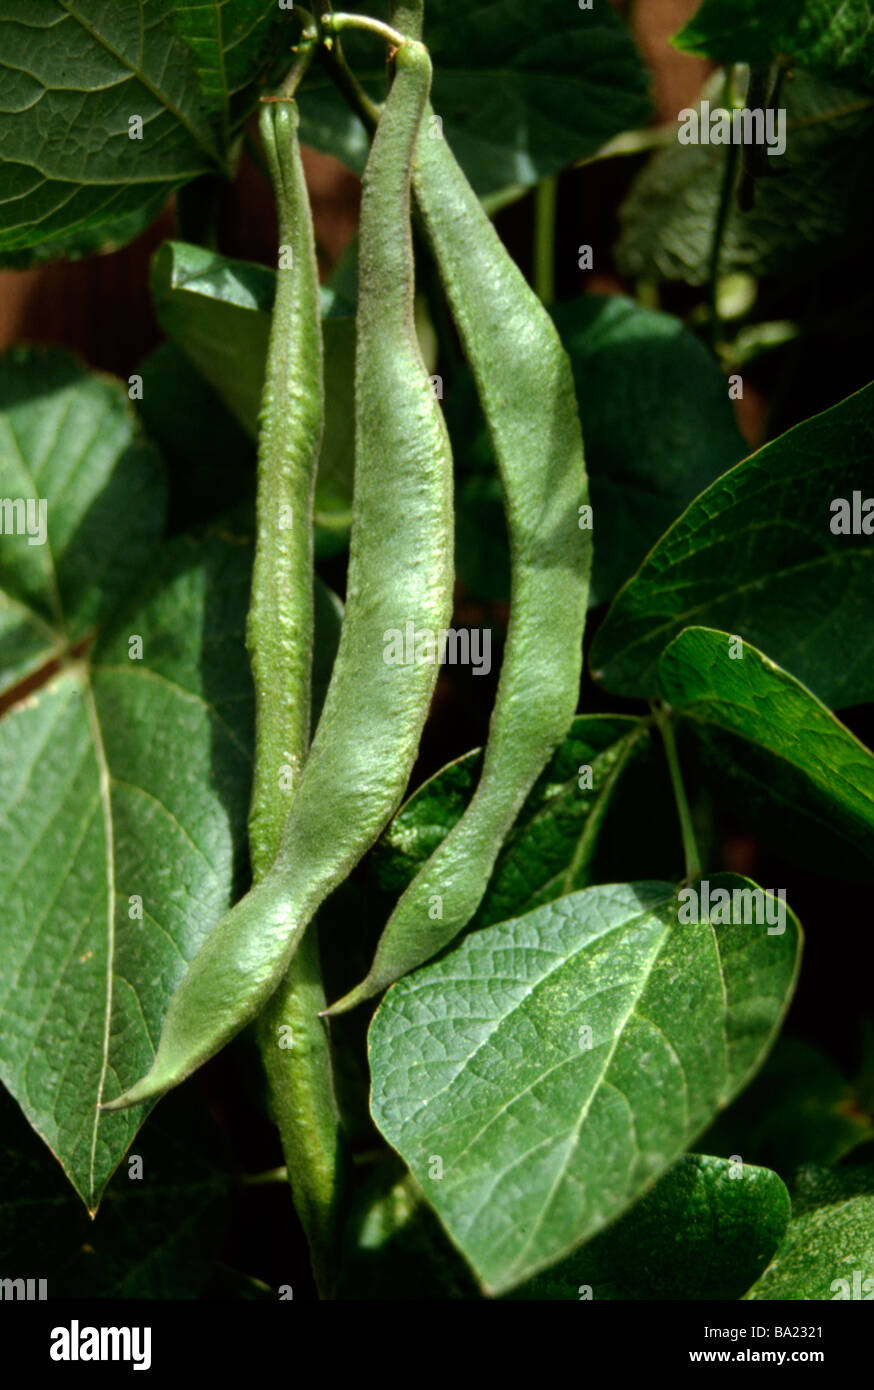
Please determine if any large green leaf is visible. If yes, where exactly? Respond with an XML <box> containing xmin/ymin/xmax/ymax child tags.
<box><xmin>590</xmin><ymin>384</ymin><xmax>874</xmax><ymax>708</ymax></box>
<box><xmin>0</xmin><ymin>347</ymin><xmax>166</xmax><ymax>695</ymax></box>
<box><xmin>659</xmin><ymin>629</ymin><xmax>874</xmax><ymax>865</ymax></box>
<box><xmin>151</xmin><ymin>241</ymin><xmax>354</xmax><ymax>546</ymax></box>
<box><xmin>0</xmin><ymin>0</ymin><xmax>288</xmax><ymax>262</ymax></box>
<box><xmin>510</xmin><ymin>1155</ymin><xmax>791</xmax><ymax>1300</ymax></box>
<box><xmin>675</xmin><ymin>1</ymin><xmax>874</xmax><ymax>90</ymax></box>
<box><xmin>0</xmin><ymin>1083</ymin><xmax>231</xmax><ymax>1297</ymax></box>
<box><xmin>299</xmin><ymin>0</ymin><xmax>651</xmax><ymax>196</ymax></box>
<box><xmin>745</xmin><ymin>1166</ymin><xmax>874</xmax><ymax>1299</ymax></box>
<box><xmin>370</xmin><ymin>875</ymin><xmax>801</xmax><ymax>1293</ymax></box>
<box><xmin>0</xmin><ymin>529</ymin><xmax>254</xmax><ymax>1210</ymax></box>
<box><xmin>617</xmin><ymin>71</ymin><xmax>874</xmax><ymax>285</ymax></box>
<box><xmin>454</xmin><ymin>296</ymin><xmax>746</xmax><ymax>608</ymax></box>
<box><xmin>0</xmin><ymin>353</ymin><xmax>256</xmax><ymax>1207</ymax></box>
<box><xmin>373</xmin><ymin>714</ymin><xmax>653</xmax><ymax>921</ymax></box>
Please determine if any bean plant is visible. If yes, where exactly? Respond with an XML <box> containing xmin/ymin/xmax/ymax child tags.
<box><xmin>1</xmin><ymin>0</ymin><xmax>873</xmax><ymax>1304</ymax></box>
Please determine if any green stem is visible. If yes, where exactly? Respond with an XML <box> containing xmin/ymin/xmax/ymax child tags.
<box><xmin>707</xmin><ymin>66</ymin><xmax>740</xmax><ymax>348</ymax></box>
<box><xmin>256</xmin><ymin>930</ymin><xmax>346</xmax><ymax>1298</ymax></box>
<box><xmin>656</xmin><ymin>707</ymin><xmax>701</xmax><ymax>881</ymax></box>
<box><xmin>533</xmin><ymin>175</ymin><xmax>558</xmax><ymax>304</ymax></box>
<box><xmin>325</xmin><ymin>12</ymin><xmax>406</xmax><ymax>47</ymax></box>
<box><xmin>278</xmin><ymin>34</ymin><xmax>319</xmax><ymax>99</ymax></box>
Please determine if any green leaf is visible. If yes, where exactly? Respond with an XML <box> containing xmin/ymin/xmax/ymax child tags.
<box><xmin>617</xmin><ymin>71</ymin><xmax>874</xmax><ymax>285</ymax></box>
<box><xmin>370</xmin><ymin>875</ymin><xmax>801</xmax><ymax>1293</ymax></box>
<box><xmin>675</xmin><ymin>0</ymin><xmax>874</xmax><ymax>90</ymax></box>
<box><xmin>0</xmin><ymin>0</ymin><xmax>288</xmax><ymax>263</ymax></box>
<box><xmin>453</xmin><ymin>296</ymin><xmax>746</xmax><ymax>608</ymax></box>
<box><xmin>151</xmin><ymin>242</ymin><xmax>354</xmax><ymax>546</ymax></box>
<box><xmin>659</xmin><ymin>628</ymin><xmax>874</xmax><ymax>865</ymax></box>
<box><xmin>0</xmin><ymin>1083</ymin><xmax>231</xmax><ymax>1297</ymax></box>
<box><xmin>591</xmin><ymin>383</ymin><xmax>874</xmax><ymax>708</ymax></box>
<box><xmin>509</xmin><ymin>1155</ymin><xmax>791</xmax><ymax>1300</ymax></box>
<box><xmin>555</xmin><ymin>297</ymin><xmax>746</xmax><ymax>605</ymax></box>
<box><xmin>0</xmin><ymin>379</ymin><xmax>254</xmax><ymax>1209</ymax></box>
<box><xmin>0</xmin><ymin>347</ymin><xmax>166</xmax><ymax>696</ymax></box>
<box><xmin>299</xmin><ymin>0</ymin><xmax>651</xmax><ymax>196</ymax></box>
<box><xmin>744</xmin><ymin>1166</ymin><xmax>874</xmax><ymax>1299</ymax></box>
<box><xmin>137</xmin><ymin>342</ymin><xmax>256</xmax><ymax>534</ymax></box>
<box><xmin>700</xmin><ymin>1038</ymin><xmax>874</xmax><ymax>1173</ymax></box>
<box><xmin>374</xmin><ymin>714</ymin><xmax>652</xmax><ymax>920</ymax></box>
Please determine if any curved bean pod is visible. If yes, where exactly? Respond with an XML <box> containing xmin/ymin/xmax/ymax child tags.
<box><xmin>103</xmin><ymin>41</ymin><xmax>452</xmax><ymax>1110</ymax></box>
<box><xmin>328</xmin><ymin>111</ymin><xmax>592</xmax><ymax>1013</ymax></box>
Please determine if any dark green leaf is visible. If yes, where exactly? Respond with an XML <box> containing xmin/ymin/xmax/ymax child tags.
<box><xmin>374</xmin><ymin>714</ymin><xmax>652</xmax><ymax>920</ymax></box>
<box><xmin>337</xmin><ymin>1157</ymin><xmax>478</xmax><ymax>1300</ymax></box>
<box><xmin>137</xmin><ymin>343</ymin><xmax>255</xmax><ymax>534</ymax></box>
<box><xmin>591</xmin><ymin>384</ymin><xmax>874</xmax><ymax>708</ymax></box>
<box><xmin>699</xmin><ymin>1038</ymin><xmax>874</xmax><ymax>1173</ymax></box>
<box><xmin>0</xmin><ymin>1083</ymin><xmax>231</xmax><ymax>1297</ymax></box>
<box><xmin>675</xmin><ymin>1</ymin><xmax>874</xmax><ymax>90</ymax></box>
<box><xmin>370</xmin><ymin>874</ymin><xmax>801</xmax><ymax>1293</ymax></box>
<box><xmin>659</xmin><ymin>628</ymin><xmax>874</xmax><ymax>865</ymax></box>
<box><xmin>510</xmin><ymin>1155</ymin><xmax>791</xmax><ymax>1300</ymax></box>
<box><xmin>555</xmin><ymin>296</ymin><xmax>746</xmax><ymax>606</ymax></box>
<box><xmin>299</xmin><ymin>0</ymin><xmax>651</xmax><ymax>196</ymax></box>
<box><xmin>0</xmin><ymin>1</ymin><xmax>287</xmax><ymax>263</ymax></box>
<box><xmin>617</xmin><ymin>71</ymin><xmax>874</xmax><ymax>285</ymax></box>
<box><xmin>745</xmin><ymin>1165</ymin><xmax>874</xmax><ymax>1299</ymax></box>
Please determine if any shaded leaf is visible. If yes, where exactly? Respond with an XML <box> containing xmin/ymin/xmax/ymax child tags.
<box><xmin>370</xmin><ymin>875</ymin><xmax>801</xmax><ymax>1293</ymax></box>
<box><xmin>617</xmin><ymin>71</ymin><xmax>874</xmax><ymax>285</ymax></box>
<box><xmin>591</xmin><ymin>384</ymin><xmax>874</xmax><ymax>708</ymax></box>
<box><xmin>0</xmin><ymin>1077</ymin><xmax>230</xmax><ymax>1297</ymax></box>
<box><xmin>700</xmin><ymin>1038</ymin><xmax>874</xmax><ymax>1173</ymax></box>
<box><xmin>510</xmin><ymin>1155</ymin><xmax>791</xmax><ymax>1300</ymax></box>
<box><xmin>374</xmin><ymin>714</ymin><xmax>652</xmax><ymax>921</ymax></box>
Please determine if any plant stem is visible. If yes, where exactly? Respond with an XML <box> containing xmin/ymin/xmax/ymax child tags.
<box><xmin>256</xmin><ymin>930</ymin><xmax>346</xmax><ymax>1298</ymax></box>
<box><xmin>325</xmin><ymin>12</ymin><xmax>406</xmax><ymax>47</ymax></box>
<box><xmin>534</xmin><ymin>175</ymin><xmax>558</xmax><ymax>304</ymax></box>
<box><xmin>656</xmin><ymin>707</ymin><xmax>701</xmax><ymax>881</ymax></box>
<box><xmin>278</xmin><ymin>34</ymin><xmax>319</xmax><ymax>99</ymax></box>
<box><xmin>706</xmin><ymin>66</ymin><xmax>740</xmax><ymax>348</ymax></box>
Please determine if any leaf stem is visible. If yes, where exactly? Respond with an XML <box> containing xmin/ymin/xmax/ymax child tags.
<box><xmin>655</xmin><ymin>706</ymin><xmax>701</xmax><ymax>881</ymax></box>
<box><xmin>533</xmin><ymin>175</ymin><xmax>558</xmax><ymax>304</ymax></box>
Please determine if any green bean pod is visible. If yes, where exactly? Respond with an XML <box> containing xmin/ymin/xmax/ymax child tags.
<box><xmin>328</xmin><ymin>113</ymin><xmax>592</xmax><ymax>1013</ymax></box>
<box><xmin>103</xmin><ymin>41</ymin><xmax>453</xmax><ymax>1111</ymax></box>
<box><xmin>248</xmin><ymin>99</ymin><xmax>323</xmax><ymax>881</ymax></box>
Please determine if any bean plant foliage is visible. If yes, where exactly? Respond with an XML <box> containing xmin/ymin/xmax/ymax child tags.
<box><xmin>0</xmin><ymin>0</ymin><xmax>872</xmax><ymax>1306</ymax></box>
